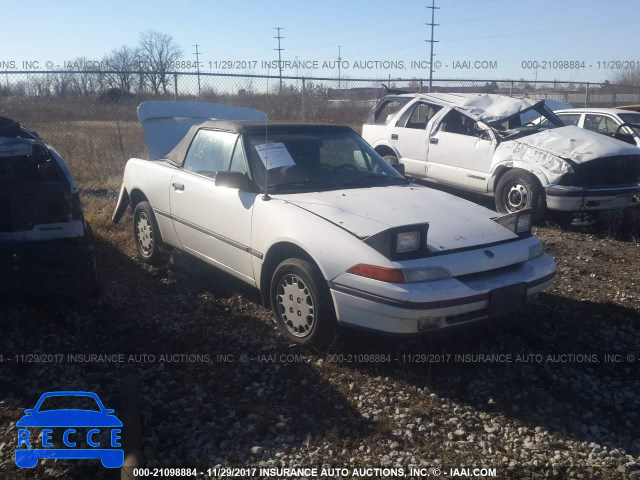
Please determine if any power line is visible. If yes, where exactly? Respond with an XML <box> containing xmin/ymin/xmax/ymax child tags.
<box><xmin>425</xmin><ymin>0</ymin><xmax>439</xmax><ymax>92</ymax></box>
<box><xmin>338</xmin><ymin>45</ymin><xmax>342</xmax><ymax>94</ymax></box>
<box><xmin>274</xmin><ymin>27</ymin><xmax>285</xmax><ymax>94</ymax></box>
<box><xmin>193</xmin><ymin>44</ymin><xmax>202</xmax><ymax>97</ymax></box>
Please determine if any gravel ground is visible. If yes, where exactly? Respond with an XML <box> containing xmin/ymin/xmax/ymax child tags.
<box><xmin>0</xmin><ymin>194</ymin><xmax>639</xmax><ymax>480</ymax></box>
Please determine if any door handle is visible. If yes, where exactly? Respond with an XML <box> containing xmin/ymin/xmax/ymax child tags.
<box><xmin>391</xmin><ymin>134</ymin><xmax>398</xmax><ymax>140</ymax></box>
<box><xmin>429</xmin><ymin>137</ymin><xmax>438</xmax><ymax>144</ymax></box>
<box><xmin>172</xmin><ymin>182</ymin><xmax>184</xmax><ymax>191</ymax></box>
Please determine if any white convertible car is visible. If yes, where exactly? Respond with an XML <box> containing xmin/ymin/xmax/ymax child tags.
<box><xmin>113</xmin><ymin>102</ymin><xmax>556</xmax><ymax>345</ymax></box>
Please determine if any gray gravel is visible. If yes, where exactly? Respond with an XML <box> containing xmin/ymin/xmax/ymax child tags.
<box><xmin>0</xmin><ymin>210</ymin><xmax>638</xmax><ymax>479</ymax></box>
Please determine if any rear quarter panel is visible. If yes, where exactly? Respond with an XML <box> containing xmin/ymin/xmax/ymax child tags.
<box><xmin>122</xmin><ymin>158</ymin><xmax>178</xmax><ymax>246</ymax></box>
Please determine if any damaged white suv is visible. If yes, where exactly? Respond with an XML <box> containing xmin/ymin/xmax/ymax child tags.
<box><xmin>362</xmin><ymin>93</ymin><xmax>640</xmax><ymax>221</ymax></box>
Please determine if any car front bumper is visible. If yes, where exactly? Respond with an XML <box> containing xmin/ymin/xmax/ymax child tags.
<box><xmin>545</xmin><ymin>184</ymin><xmax>640</xmax><ymax>212</ymax></box>
<box><xmin>329</xmin><ymin>253</ymin><xmax>556</xmax><ymax>335</ymax></box>
<box><xmin>0</xmin><ymin>237</ymin><xmax>98</xmax><ymax>296</ymax></box>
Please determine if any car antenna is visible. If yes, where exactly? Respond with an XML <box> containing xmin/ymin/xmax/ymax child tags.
<box><xmin>262</xmin><ymin>70</ymin><xmax>271</xmax><ymax>201</ymax></box>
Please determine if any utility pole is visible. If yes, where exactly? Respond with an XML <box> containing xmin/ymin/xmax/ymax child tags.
<box><xmin>425</xmin><ymin>0</ymin><xmax>439</xmax><ymax>92</ymax></box>
<box><xmin>338</xmin><ymin>45</ymin><xmax>342</xmax><ymax>96</ymax></box>
<box><xmin>193</xmin><ymin>44</ymin><xmax>202</xmax><ymax>97</ymax></box>
<box><xmin>274</xmin><ymin>27</ymin><xmax>285</xmax><ymax>94</ymax></box>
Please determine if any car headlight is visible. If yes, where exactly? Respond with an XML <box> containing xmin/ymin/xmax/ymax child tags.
<box><xmin>364</xmin><ymin>223</ymin><xmax>429</xmax><ymax>261</ymax></box>
<box><xmin>397</xmin><ymin>231</ymin><xmax>420</xmax><ymax>253</ymax></box>
<box><xmin>492</xmin><ymin>209</ymin><xmax>532</xmax><ymax>236</ymax></box>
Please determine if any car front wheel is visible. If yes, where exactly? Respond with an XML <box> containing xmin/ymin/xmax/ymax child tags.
<box><xmin>270</xmin><ymin>258</ymin><xmax>336</xmax><ymax>346</ymax></box>
<box><xmin>495</xmin><ymin>169</ymin><xmax>545</xmax><ymax>221</ymax></box>
<box><xmin>133</xmin><ymin>201</ymin><xmax>166</xmax><ymax>265</ymax></box>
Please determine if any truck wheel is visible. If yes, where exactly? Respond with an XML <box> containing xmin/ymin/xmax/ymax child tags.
<box><xmin>383</xmin><ymin>155</ymin><xmax>399</xmax><ymax>164</ymax></box>
<box><xmin>270</xmin><ymin>258</ymin><xmax>337</xmax><ymax>346</ymax></box>
<box><xmin>495</xmin><ymin>169</ymin><xmax>545</xmax><ymax>221</ymax></box>
<box><xmin>133</xmin><ymin>201</ymin><xmax>166</xmax><ymax>265</ymax></box>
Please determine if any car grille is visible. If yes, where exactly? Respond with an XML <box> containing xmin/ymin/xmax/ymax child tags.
<box><xmin>559</xmin><ymin>155</ymin><xmax>640</xmax><ymax>187</ymax></box>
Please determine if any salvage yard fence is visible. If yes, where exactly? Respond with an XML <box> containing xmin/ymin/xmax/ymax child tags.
<box><xmin>1</xmin><ymin>70</ymin><xmax>639</xmax><ymax>187</ymax></box>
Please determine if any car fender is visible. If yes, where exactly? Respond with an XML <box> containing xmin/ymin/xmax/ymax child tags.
<box><xmin>371</xmin><ymin>140</ymin><xmax>402</xmax><ymax>159</ymax></box>
<box><xmin>489</xmin><ymin>142</ymin><xmax>569</xmax><ymax>193</ymax></box>
<box><xmin>251</xmin><ymin>198</ymin><xmax>394</xmax><ymax>292</ymax></box>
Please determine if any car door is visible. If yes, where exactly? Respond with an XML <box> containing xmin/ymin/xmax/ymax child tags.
<box><xmin>169</xmin><ymin>129</ymin><xmax>257</xmax><ymax>282</ymax></box>
<box><xmin>425</xmin><ymin>108</ymin><xmax>496</xmax><ymax>191</ymax></box>
<box><xmin>388</xmin><ymin>102</ymin><xmax>442</xmax><ymax>177</ymax></box>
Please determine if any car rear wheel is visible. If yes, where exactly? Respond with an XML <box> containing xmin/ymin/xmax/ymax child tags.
<box><xmin>495</xmin><ymin>169</ymin><xmax>545</xmax><ymax>221</ymax></box>
<box><xmin>270</xmin><ymin>258</ymin><xmax>336</xmax><ymax>346</ymax></box>
<box><xmin>133</xmin><ymin>201</ymin><xmax>166</xmax><ymax>265</ymax></box>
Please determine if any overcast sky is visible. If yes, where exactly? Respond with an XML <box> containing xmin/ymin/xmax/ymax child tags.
<box><xmin>4</xmin><ymin>0</ymin><xmax>639</xmax><ymax>82</ymax></box>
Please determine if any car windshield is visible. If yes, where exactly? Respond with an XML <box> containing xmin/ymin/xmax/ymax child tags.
<box><xmin>488</xmin><ymin>103</ymin><xmax>564</xmax><ymax>140</ymax></box>
<box><xmin>618</xmin><ymin>113</ymin><xmax>640</xmax><ymax>136</ymax></box>
<box><xmin>38</xmin><ymin>395</ymin><xmax>101</xmax><ymax>412</ymax></box>
<box><xmin>245</xmin><ymin>131</ymin><xmax>409</xmax><ymax>193</ymax></box>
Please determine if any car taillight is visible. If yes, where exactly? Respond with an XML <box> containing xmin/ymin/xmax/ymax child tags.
<box><xmin>69</xmin><ymin>193</ymin><xmax>83</xmax><ymax>220</ymax></box>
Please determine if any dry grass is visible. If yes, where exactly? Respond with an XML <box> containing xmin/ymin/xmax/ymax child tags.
<box><xmin>33</xmin><ymin>120</ymin><xmax>146</xmax><ymax>189</ymax></box>
<box><xmin>3</xmin><ymin>95</ymin><xmax>367</xmax><ymax>189</ymax></box>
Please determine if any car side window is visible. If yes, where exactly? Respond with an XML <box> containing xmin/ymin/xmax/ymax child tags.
<box><xmin>183</xmin><ymin>130</ymin><xmax>237</xmax><ymax>176</ymax></box>
<box><xmin>584</xmin><ymin>114</ymin><xmax>618</xmax><ymax>134</ymax></box>
<box><xmin>397</xmin><ymin>103</ymin><xmax>442</xmax><ymax>129</ymax></box>
<box><xmin>369</xmin><ymin>98</ymin><xmax>409</xmax><ymax>125</ymax></box>
<box><xmin>438</xmin><ymin>110</ymin><xmax>487</xmax><ymax>139</ymax></box>
<box><xmin>229</xmin><ymin>138</ymin><xmax>248</xmax><ymax>175</ymax></box>
<box><xmin>556</xmin><ymin>114</ymin><xmax>581</xmax><ymax>126</ymax></box>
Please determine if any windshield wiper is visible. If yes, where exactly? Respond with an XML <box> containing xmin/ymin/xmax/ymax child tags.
<box><xmin>269</xmin><ymin>179</ymin><xmax>339</xmax><ymax>192</ymax></box>
<box><xmin>344</xmin><ymin>174</ymin><xmax>410</xmax><ymax>187</ymax></box>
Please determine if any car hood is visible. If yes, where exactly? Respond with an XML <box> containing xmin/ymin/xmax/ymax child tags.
<box><xmin>138</xmin><ymin>101</ymin><xmax>266</xmax><ymax>160</ymax></box>
<box><xmin>278</xmin><ymin>185</ymin><xmax>517</xmax><ymax>252</ymax></box>
<box><xmin>16</xmin><ymin>410</ymin><xmax>123</xmax><ymax>427</ymax></box>
<box><xmin>508</xmin><ymin>125</ymin><xmax>640</xmax><ymax>163</ymax></box>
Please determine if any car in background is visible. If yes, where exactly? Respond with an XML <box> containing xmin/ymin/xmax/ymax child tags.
<box><xmin>547</xmin><ymin>108</ymin><xmax>640</xmax><ymax>148</ymax></box>
<box><xmin>0</xmin><ymin>117</ymin><xmax>99</xmax><ymax>297</ymax></box>
<box><xmin>361</xmin><ymin>93</ymin><xmax>640</xmax><ymax>222</ymax></box>
<box><xmin>113</xmin><ymin>101</ymin><xmax>556</xmax><ymax>345</ymax></box>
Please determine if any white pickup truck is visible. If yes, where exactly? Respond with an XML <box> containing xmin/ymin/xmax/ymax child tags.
<box><xmin>362</xmin><ymin>93</ymin><xmax>640</xmax><ymax>221</ymax></box>
<box><xmin>112</xmin><ymin>101</ymin><xmax>556</xmax><ymax>345</ymax></box>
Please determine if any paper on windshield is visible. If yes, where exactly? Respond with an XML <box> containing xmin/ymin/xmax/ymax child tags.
<box><xmin>254</xmin><ymin>143</ymin><xmax>296</xmax><ymax>170</ymax></box>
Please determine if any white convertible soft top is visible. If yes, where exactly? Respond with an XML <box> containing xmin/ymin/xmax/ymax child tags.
<box><xmin>138</xmin><ymin>101</ymin><xmax>267</xmax><ymax>160</ymax></box>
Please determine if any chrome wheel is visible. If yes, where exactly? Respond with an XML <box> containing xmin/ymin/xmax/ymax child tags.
<box><xmin>135</xmin><ymin>212</ymin><xmax>154</xmax><ymax>256</ymax></box>
<box><xmin>505</xmin><ymin>183</ymin><xmax>529</xmax><ymax>212</ymax></box>
<box><xmin>276</xmin><ymin>274</ymin><xmax>315</xmax><ymax>338</ymax></box>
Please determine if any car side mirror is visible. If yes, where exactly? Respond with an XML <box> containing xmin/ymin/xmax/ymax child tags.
<box><xmin>24</xmin><ymin>409</ymin><xmax>34</xmax><ymax>414</ymax></box>
<box><xmin>105</xmin><ymin>409</ymin><xmax>115</xmax><ymax>414</ymax></box>
<box><xmin>391</xmin><ymin>163</ymin><xmax>406</xmax><ymax>175</ymax></box>
<box><xmin>215</xmin><ymin>171</ymin><xmax>255</xmax><ymax>192</ymax></box>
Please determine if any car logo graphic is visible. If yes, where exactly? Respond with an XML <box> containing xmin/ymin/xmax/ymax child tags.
<box><xmin>484</xmin><ymin>250</ymin><xmax>494</xmax><ymax>258</ymax></box>
<box><xmin>15</xmin><ymin>391</ymin><xmax>124</xmax><ymax>469</ymax></box>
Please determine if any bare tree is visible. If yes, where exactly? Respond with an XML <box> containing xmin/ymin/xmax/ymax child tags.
<box><xmin>610</xmin><ymin>68</ymin><xmax>640</xmax><ymax>88</ymax></box>
<box><xmin>137</xmin><ymin>30</ymin><xmax>183</xmax><ymax>94</ymax></box>
<box><xmin>103</xmin><ymin>45</ymin><xmax>139</xmax><ymax>92</ymax></box>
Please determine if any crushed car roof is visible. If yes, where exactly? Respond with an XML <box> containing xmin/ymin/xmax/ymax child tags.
<box><xmin>396</xmin><ymin>93</ymin><xmax>539</xmax><ymax>123</ymax></box>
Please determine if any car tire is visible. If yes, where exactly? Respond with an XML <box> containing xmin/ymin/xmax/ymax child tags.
<box><xmin>382</xmin><ymin>154</ymin><xmax>399</xmax><ymax>164</ymax></box>
<box><xmin>495</xmin><ymin>169</ymin><xmax>546</xmax><ymax>221</ymax></box>
<box><xmin>270</xmin><ymin>257</ymin><xmax>337</xmax><ymax>346</ymax></box>
<box><xmin>133</xmin><ymin>201</ymin><xmax>166</xmax><ymax>265</ymax></box>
